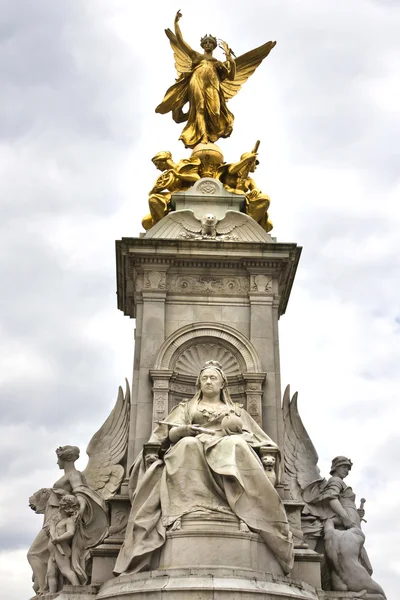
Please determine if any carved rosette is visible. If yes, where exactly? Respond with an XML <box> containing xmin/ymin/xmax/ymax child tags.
<box><xmin>197</xmin><ymin>180</ymin><xmax>219</xmax><ymax>195</ymax></box>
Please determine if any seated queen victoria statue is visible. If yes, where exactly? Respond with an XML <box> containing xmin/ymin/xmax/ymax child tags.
<box><xmin>115</xmin><ymin>361</ymin><xmax>294</xmax><ymax>576</ymax></box>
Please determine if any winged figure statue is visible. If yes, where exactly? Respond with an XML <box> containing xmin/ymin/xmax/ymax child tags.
<box><xmin>156</xmin><ymin>10</ymin><xmax>276</xmax><ymax>148</ymax></box>
<box><xmin>283</xmin><ymin>386</ymin><xmax>386</xmax><ymax>598</ymax></box>
<box><xmin>27</xmin><ymin>381</ymin><xmax>130</xmax><ymax>596</ymax></box>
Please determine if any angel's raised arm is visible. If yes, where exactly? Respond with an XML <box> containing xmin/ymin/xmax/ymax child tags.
<box><xmin>172</xmin><ymin>10</ymin><xmax>197</xmax><ymax>60</ymax></box>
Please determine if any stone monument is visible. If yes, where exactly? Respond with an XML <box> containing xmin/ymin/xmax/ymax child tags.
<box><xmin>27</xmin><ymin>10</ymin><xmax>386</xmax><ymax>600</ymax></box>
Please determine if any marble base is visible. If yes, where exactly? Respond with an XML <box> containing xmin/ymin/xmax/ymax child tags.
<box><xmin>90</xmin><ymin>512</ymin><xmax>322</xmax><ymax>592</ymax></box>
<box><xmin>155</xmin><ymin>512</ymin><xmax>283</xmax><ymax>575</ymax></box>
<box><xmin>92</xmin><ymin>541</ymin><xmax>123</xmax><ymax>585</ymax></box>
<box><xmin>292</xmin><ymin>548</ymin><xmax>322</xmax><ymax>589</ymax></box>
<box><xmin>31</xmin><ymin>586</ymin><xmax>98</xmax><ymax>600</ymax></box>
<box><xmin>97</xmin><ymin>568</ymin><xmax>319</xmax><ymax>600</ymax></box>
<box><xmin>318</xmin><ymin>592</ymin><xmax>385</xmax><ymax>600</ymax></box>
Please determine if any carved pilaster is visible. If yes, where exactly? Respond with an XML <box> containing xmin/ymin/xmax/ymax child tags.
<box><xmin>250</xmin><ymin>273</ymin><xmax>273</xmax><ymax>293</ymax></box>
<box><xmin>243</xmin><ymin>373</ymin><xmax>266</xmax><ymax>426</ymax></box>
<box><xmin>150</xmin><ymin>370</ymin><xmax>173</xmax><ymax>427</ymax></box>
<box><xmin>144</xmin><ymin>269</ymin><xmax>167</xmax><ymax>290</ymax></box>
<box><xmin>284</xmin><ymin>500</ymin><xmax>307</xmax><ymax>549</ymax></box>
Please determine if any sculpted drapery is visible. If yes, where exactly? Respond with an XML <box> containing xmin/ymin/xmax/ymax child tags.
<box><xmin>115</xmin><ymin>361</ymin><xmax>294</xmax><ymax>576</ymax></box>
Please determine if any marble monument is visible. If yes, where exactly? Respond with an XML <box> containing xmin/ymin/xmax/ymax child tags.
<box><xmin>27</xmin><ymin>10</ymin><xmax>386</xmax><ymax>600</ymax></box>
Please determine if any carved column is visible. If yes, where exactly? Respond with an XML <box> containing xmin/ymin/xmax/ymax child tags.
<box><xmin>130</xmin><ymin>266</ymin><xmax>169</xmax><ymax>462</ymax></box>
<box><xmin>247</xmin><ymin>271</ymin><xmax>282</xmax><ymax>446</ymax></box>
<box><xmin>150</xmin><ymin>370</ymin><xmax>173</xmax><ymax>428</ymax></box>
<box><xmin>243</xmin><ymin>373</ymin><xmax>266</xmax><ymax>426</ymax></box>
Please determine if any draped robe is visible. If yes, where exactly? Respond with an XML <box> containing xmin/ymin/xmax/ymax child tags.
<box><xmin>156</xmin><ymin>57</ymin><xmax>234</xmax><ymax>148</ymax></box>
<box><xmin>115</xmin><ymin>398</ymin><xmax>294</xmax><ymax>575</ymax></box>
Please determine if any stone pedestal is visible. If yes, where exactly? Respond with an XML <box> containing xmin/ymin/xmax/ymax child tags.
<box><xmin>292</xmin><ymin>549</ymin><xmax>322</xmax><ymax>590</ymax></box>
<box><xmin>155</xmin><ymin>513</ymin><xmax>283</xmax><ymax>574</ymax></box>
<box><xmin>318</xmin><ymin>593</ymin><xmax>383</xmax><ymax>600</ymax></box>
<box><xmin>32</xmin><ymin>586</ymin><xmax>98</xmax><ymax>600</ymax></box>
<box><xmin>97</xmin><ymin>569</ymin><xmax>319</xmax><ymax>600</ymax></box>
<box><xmin>171</xmin><ymin>177</ymin><xmax>246</xmax><ymax>219</ymax></box>
<box><xmin>89</xmin><ymin>509</ymin><xmax>322</xmax><ymax>598</ymax></box>
<box><xmin>91</xmin><ymin>493</ymin><xmax>130</xmax><ymax>585</ymax></box>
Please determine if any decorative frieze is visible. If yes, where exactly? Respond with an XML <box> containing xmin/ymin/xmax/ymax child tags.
<box><xmin>168</xmin><ymin>275</ymin><xmax>248</xmax><ymax>295</ymax></box>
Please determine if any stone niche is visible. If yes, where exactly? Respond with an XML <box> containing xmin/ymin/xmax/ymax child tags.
<box><xmin>149</xmin><ymin>322</ymin><xmax>266</xmax><ymax>427</ymax></box>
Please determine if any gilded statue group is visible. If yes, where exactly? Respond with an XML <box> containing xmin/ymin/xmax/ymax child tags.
<box><xmin>142</xmin><ymin>10</ymin><xmax>274</xmax><ymax>233</ymax></box>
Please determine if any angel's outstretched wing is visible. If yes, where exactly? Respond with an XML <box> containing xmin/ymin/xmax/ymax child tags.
<box><xmin>221</xmin><ymin>40</ymin><xmax>276</xmax><ymax>101</ymax></box>
<box><xmin>82</xmin><ymin>380</ymin><xmax>130</xmax><ymax>500</ymax></box>
<box><xmin>283</xmin><ymin>385</ymin><xmax>323</xmax><ymax>503</ymax></box>
<box><xmin>168</xmin><ymin>210</ymin><xmax>202</xmax><ymax>234</ymax></box>
<box><xmin>164</xmin><ymin>28</ymin><xmax>198</xmax><ymax>77</ymax></box>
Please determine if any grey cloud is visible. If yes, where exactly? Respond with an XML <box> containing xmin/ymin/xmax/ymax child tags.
<box><xmin>0</xmin><ymin>0</ymin><xmax>142</xmax><ymax>143</ymax></box>
<box><xmin>227</xmin><ymin>0</ymin><xmax>400</xmax><ymax>180</ymax></box>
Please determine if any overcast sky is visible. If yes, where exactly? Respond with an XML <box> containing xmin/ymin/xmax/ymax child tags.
<box><xmin>1</xmin><ymin>1</ymin><xmax>399</xmax><ymax>598</ymax></box>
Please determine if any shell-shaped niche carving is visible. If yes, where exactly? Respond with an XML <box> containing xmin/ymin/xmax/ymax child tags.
<box><xmin>174</xmin><ymin>343</ymin><xmax>241</xmax><ymax>378</ymax></box>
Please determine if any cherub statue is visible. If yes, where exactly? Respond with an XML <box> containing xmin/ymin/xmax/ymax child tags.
<box><xmin>217</xmin><ymin>141</ymin><xmax>273</xmax><ymax>232</ymax></box>
<box><xmin>141</xmin><ymin>151</ymin><xmax>201</xmax><ymax>231</ymax></box>
<box><xmin>46</xmin><ymin>494</ymin><xmax>81</xmax><ymax>592</ymax></box>
<box><xmin>156</xmin><ymin>11</ymin><xmax>276</xmax><ymax>148</ymax></box>
<box><xmin>283</xmin><ymin>387</ymin><xmax>386</xmax><ymax>598</ymax></box>
<box><xmin>27</xmin><ymin>382</ymin><xmax>130</xmax><ymax>596</ymax></box>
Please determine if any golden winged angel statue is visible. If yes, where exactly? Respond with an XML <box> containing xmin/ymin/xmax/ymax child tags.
<box><xmin>156</xmin><ymin>10</ymin><xmax>276</xmax><ymax>148</ymax></box>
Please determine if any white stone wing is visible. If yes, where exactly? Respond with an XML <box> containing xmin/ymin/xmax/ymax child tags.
<box><xmin>216</xmin><ymin>211</ymin><xmax>271</xmax><ymax>241</ymax></box>
<box><xmin>283</xmin><ymin>385</ymin><xmax>322</xmax><ymax>502</ymax></box>
<box><xmin>168</xmin><ymin>210</ymin><xmax>202</xmax><ymax>233</ymax></box>
<box><xmin>82</xmin><ymin>380</ymin><xmax>130</xmax><ymax>500</ymax></box>
<box><xmin>144</xmin><ymin>210</ymin><xmax>202</xmax><ymax>240</ymax></box>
